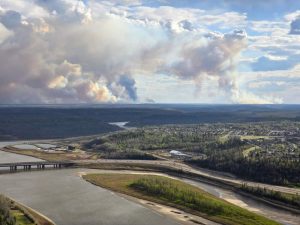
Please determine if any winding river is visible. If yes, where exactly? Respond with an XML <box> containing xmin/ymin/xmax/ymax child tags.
<box><xmin>0</xmin><ymin>141</ymin><xmax>299</xmax><ymax>225</ymax></box>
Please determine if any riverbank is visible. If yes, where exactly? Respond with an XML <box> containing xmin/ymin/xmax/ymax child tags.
<box><xmin>0</xmin><ymin>195</ymin><xmax>55</xmax><ymax>225</ymax></box>
<box><xmin>83</xmin><ymin>173</ymin><xmax>280</xmax><ymax>225</ymax></box>
<box><xmin>80</xmin><ymin>161</ymin><xmax>300</xmax><ymax>214</ymax></box>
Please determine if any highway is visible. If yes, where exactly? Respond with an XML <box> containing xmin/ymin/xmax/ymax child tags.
<box><xmin>78</xmin><ymin>159</ymin><xmax>300</xmax><ymax>196</ymax></box>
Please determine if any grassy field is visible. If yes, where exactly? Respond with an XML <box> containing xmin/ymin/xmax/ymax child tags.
<box><xmin>83</xmin><ymin>174</ymin><xmax>280</xmax><ymax>225</ymax></box>
<box><xmin>240</xmin><ymin>135</ymin><xmax>271</xmax><ymax>140</ymax></box>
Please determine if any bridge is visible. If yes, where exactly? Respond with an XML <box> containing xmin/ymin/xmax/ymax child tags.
<box><xmin>0</xmin><ymin>161</ymin><xmax>75</xmax><ymax>172</ymax></box>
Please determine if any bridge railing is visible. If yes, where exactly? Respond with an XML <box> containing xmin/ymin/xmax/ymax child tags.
<box><xmin>0</xmin><ymin>161</ymin><xmax>75</xmax><ymax>171</ymax></box>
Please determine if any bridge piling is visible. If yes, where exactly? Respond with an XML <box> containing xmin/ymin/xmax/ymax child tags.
<box><xmin>1</xmin><ymin>161</ymin><xmax>74</xmax><ymax>172</ymax></box>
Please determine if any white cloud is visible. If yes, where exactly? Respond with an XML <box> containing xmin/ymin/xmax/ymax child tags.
<box><xmin>249</xmin><ymin>20</ymin><xmax>288</xmax><ymax>35</ymax></box>
<box><xmin>0</xmin><ymin>0</ymin><xmax>48</xmax><ymax>18</ymax></box>
<box><xmin>284</xmin><ymin>10</ymin><xmax>300</xmax><ymax>22</ymax></box>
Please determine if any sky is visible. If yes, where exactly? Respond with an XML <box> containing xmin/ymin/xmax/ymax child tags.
<box><xmin>0</xmin><ymin>0</ymin><xmax>300</xmax><ymax>104</ymax></box>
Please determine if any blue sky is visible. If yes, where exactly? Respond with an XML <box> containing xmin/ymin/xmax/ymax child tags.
<box><xmin>0</xmin><ymin>0</ymin><xmax>299</xmax><ymax>104</ymax></box>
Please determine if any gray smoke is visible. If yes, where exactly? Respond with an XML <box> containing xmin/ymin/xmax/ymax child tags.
<box><xmin>0</xmin><ymin>0</ymin><xmax>248</xmax><ymax>104</ymax></box>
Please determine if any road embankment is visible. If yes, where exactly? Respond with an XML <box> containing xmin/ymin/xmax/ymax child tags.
<box><xmin>79</xmin><ymin>161</ymin><xmax>300</xmax><ymax>214</ymax></box>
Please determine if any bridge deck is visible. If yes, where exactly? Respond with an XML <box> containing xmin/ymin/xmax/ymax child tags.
<box><xmin>0</xmin><ymin>161</ymin><xmax>74</xmax><ymax>167</ymax></box>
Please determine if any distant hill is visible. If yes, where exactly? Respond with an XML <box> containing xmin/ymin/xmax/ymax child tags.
<box><xmin>0</xmin><ymin>104</ymin><xmax>299</xmax><ymax>141</ymax></box>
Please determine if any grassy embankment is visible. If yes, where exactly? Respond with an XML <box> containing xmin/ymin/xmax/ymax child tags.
<box><xmin>0</xmin><ymin>195</ymin><xmax>54</xmax><ymax>225</ymax></box>
<box><xmin>2</xmin><ymin>147</ymin><xmax>97</xmax><ymax>161</ymax></box>
<box><xmin>83</xmin><ymin>174</ymin><xmax>280</xmax><ymax>225</ymax></box>
<box><xmin>2</xmin><ymin>147</ymin><xmax>153</xmax><ymax>161</ymax></box>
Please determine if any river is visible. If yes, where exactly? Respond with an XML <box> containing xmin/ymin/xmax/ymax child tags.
<box><xmin>0</xmin><ymin>168</ymin><xmax>183</xmax><ymax>225</ymax></box>
<box><xmin>0</xmin><ymin>142</ymin><xmax>299</xmax><ymax>225</ymax></box>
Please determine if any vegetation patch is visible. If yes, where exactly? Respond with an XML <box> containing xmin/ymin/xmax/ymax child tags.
<box><xmin>242</xmin><ymin>146</ymin><xmax>259</xmax><ymax>157</ymax></box>
<box><xmin>240</xmin><ymin>136</ymin><xmax>271</xmax><ymax>140</ymax></box>
<box><xmin>83</xmin><ymin>174</ymin><xmax>280</xmax><ymax>225</ymax></box>
<box><xmin>0</xmin><ymin>195</ymin><xmax>54</xmax><ymax>225</ymax></box>
<box><xmin>83</xmin><ymin>121</ymin><xmax>300</xmax><ymax>185</ymax></box>
<box><xmin>0</xmin><ymin>195</ymin><xmax>34</xmax><ymax>225</ymax></box>
<box><xmin>240</xmin><ymin>184</ymin><xmax>300</xmax><ymax>209</ymax></box>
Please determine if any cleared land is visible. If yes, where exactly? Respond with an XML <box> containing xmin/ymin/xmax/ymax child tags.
<box><xmin>83</xmin><ymin>173</ymin><xmax>280</xmax><ymax>225</ymax></box>
<box><xmin>2</xmin><ymin>147</ymin><xmax>97</xmax><ymax>161</ymax></box>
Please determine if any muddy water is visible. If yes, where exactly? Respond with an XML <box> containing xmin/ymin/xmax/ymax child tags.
<box><xmin>0</xmin><ymin>169</ymin><xmax>181</xmax><ymax>225</ymax></box>
<box><xmin>0</xmin><ymin>142</ymin><xmax>180</xmax><ymax>225</ymax></box>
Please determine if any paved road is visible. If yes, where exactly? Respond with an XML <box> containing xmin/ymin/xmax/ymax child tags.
<box><xmin>1</xmin><ymin>141</ymin><xmax>299</xmax><ymax>194</ymax></box>
<box><xmin>79</xmin><ymin>159</ymin><xmax>300</xmax><ymax>195</ymax></box>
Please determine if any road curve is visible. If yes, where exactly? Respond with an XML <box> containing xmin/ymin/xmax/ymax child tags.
<box><xmin>77</xmin><ymin>159</ymin><xmax>300</xmax><ymax>195</ymax></box>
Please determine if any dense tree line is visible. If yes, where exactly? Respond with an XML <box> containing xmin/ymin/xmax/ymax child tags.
<box><xmin>84</xmin><ymin>126</ymin><xmax>224</xmax><ymax>153</ymax></box>
<box><xmin>84</xmin><ymin>124</ymin><xmax>300</xmax><ymax>185</ymax></box>
<box><xmin>130</xmin><ymin>177</ymin><xmax>224</xmax><ymax>215</ymax></box>
<box><xmin>101</xmin><ymin>150</ymin><xmax>157</xmax><ymax>160</ymax></box>
<box><xmin>188</xmin><ymin>150</ymin><xmax>300</xmax><ymax>185</ymax></box>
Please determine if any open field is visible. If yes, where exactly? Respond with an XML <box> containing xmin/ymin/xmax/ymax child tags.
<box><xmin>83</xmin><ymin>173</ymin><xmax>281</xmax><ymax>225</ymax></box>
